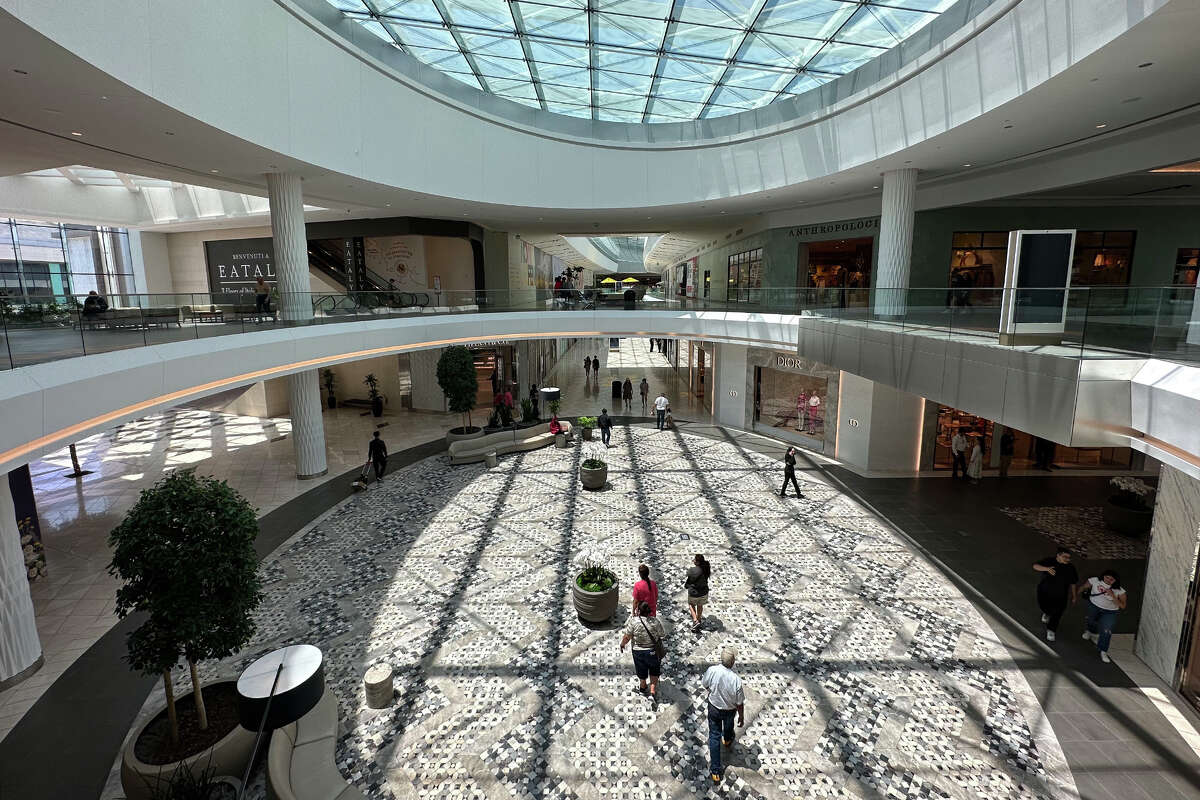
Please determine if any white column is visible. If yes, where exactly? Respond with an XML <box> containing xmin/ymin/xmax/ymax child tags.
<box><xmin>0</xmin><ymin>479</ymin><xmax>42</xmax><ymax>686</ymax></box>
<box><xmin>266</xmin><ymin>172</ymin><xmax>310</xmax><ymax>322</ymax></box>
<box><xmin>874</xmin><ymin>168</ymin><xmax>918</xmax><ymax>317</ymax></box>
<box><xmin>288</xmin><ymin>370</ymin><xmax>328</xmax><ymax>480</ymax></box>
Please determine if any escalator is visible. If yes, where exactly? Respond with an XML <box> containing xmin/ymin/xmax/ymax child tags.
<box><xmin>306</xmin><ymin>238</ymin><xmax>430</xmax><ymax>315</ymax></box>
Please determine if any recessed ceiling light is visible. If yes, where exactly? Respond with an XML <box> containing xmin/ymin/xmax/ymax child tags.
<box><xmin>1095</xmin><ymin>123</ymin><xmax>1107</xmax><ymax>129</ymax></box>
<box><xmin>872</xmin><ymin>185</ymin><xmax>879</xmax><ymax>189</ymax></box>
<box><xmin>70</xmin><ymin>131</ymin><xmax>83</xmax><ymax>136</ymax></box>
<box><xmin>385</xmin><ymin>203</ymin><xmax>391</xmax><ymax>207</ymax></box>
<box><xmin>1121</xmin><ymin>96</ymin><xmax>1141</xmax><ymax>104</ymax></box>
<box><xmin>42</xmin><ymin>108</ymin><xmax>62</xmax><ymax>114</ymax></box>
<box><xmin>209</xmin><ymin>169</ymin><xmax>219</xmax><ymax>173</ymax></box>
<box><xmin>100</xmin><ymin>95</ymin><xmax>109</xmax><ymax>100</ymax></box>
<box><xmin>962</xmin><ymin>163</ymin><xmax>972</xmax><ymax>167</ymax></box>
<box><xmin>1138</xmin><ymin>62</ymin><xmax>1153</xmax><ymax>68</ymax></box>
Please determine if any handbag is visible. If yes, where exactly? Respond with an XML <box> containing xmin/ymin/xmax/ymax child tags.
<box><xmin>640</xmin><ymin>617</ymin><xmax>666</xmax><ymax>659</ymax></box>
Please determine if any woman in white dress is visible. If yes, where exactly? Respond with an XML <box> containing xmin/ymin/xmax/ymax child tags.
<box><xmin>967</xmin><ymin>437</ymin><xmax>983</xmax><ymax>483</ymax></box>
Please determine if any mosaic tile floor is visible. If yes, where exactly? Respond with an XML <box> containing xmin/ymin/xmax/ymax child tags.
<box><xmin>998</xmin><ymin>506</ymin><xmax>1148</xmax><ymax>559</ymax></box>
<box><xmin>128</xmin><ymin>427</ymin><xmax>1078</xmax><ymax>800</ymax></box>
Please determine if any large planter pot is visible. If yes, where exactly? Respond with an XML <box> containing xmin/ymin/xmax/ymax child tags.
<box><xmin>582</xmin><ymin>427</ymin><xmax>594</xmax><ymax>441</ymax></box>
<box><xmin>580</xmin><ymin>463</ymin><xmax>608</xmax><ymax>490</ymax></box>
<box><xmin>371</xmin><ymin>397</ymin><xmax>384</xmax><ymax>417</ymax></box>
<box><xmin>326</xmin><ymin>395</ymin><xmax>336</xmax><ymax>409</ymax></box>
<box><xmin>446</xmin><ymin>426</ymin><xmax>485</xmax><ymax>444</ymax></box>
<box><xmin>573</xmin><ymin>578</ymin><xmax>619</xmax><ymax>623</ymax></box>
<box><xmin>120</xmin><ymin>681</ymin><xmax>255</xmax><ymax>800</ymax></box>
<box><xmin>1102</xmin><ymin>499</ymin><xmax>1153</xmax><ymax>538</ymax></box>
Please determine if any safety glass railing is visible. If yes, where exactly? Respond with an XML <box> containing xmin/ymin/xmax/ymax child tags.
<box><xmin>0</xmin><ymin>286</ymin><xmax>1197</xmax><ymax>371</ymax></box>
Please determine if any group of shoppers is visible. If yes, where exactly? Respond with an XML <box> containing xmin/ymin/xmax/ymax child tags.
<box><xmin>582</xmin><ymin>355</ymin><xmax>601</xmax><ymax>382</ymax></box>
<box><xmin>950</xmin><ymin>429</ymin><xmax>984</xmax><ymax>483</ymax></box>
<box><xmin>1033</xmin><ymin>548</ymin><xmax>1128</xmax><ymax>662</ymax></box>
<box><xmin>617</xmin><ymin>558</ymin><xmax>741</xmax><ymax>783</ymax></box>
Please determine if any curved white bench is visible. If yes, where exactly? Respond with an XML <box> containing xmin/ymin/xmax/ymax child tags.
<box><xmin>447</xmin><ymin>421</ymin><xmax>572</xmax><ymax>464</ymax></box>
<box><xmin>267</xmin><ymin>689</ymin><xmax>364</xmax><ymax>800</ymax></box>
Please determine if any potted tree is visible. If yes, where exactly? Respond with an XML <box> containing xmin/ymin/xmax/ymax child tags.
<box><xmin>580</xmin><ymin>443</ymin><xmax>608</xmax><ymax>490</ymax></box>
<box><xmin>577</xmin><ymin>416</ymin><xmax>597</xmax><ymax>442</ymax></box>
<box><xmin>321</xmin><ymin>369</ymin><xmax>337</xmax><ymax>409</ymax></box>
<box><xmin>1103</xmin><ymin>477</ymin><xmax>1156</xmax><ymax>538</ymax></box>
<box><xmin>437</xmin><ymin>346</ymin><xmax>483</xmax><ymax>443</ymax></box>
<box><xmin>572</xmin><ymin>548</ymin><xmax>619</xmax><ymax>623</ymax></box>
<box><xmin>109</xmin><ymin>471</ymin><xmax>263</xmax><ymax>800</ymax></box>
<box><xmin>363</xmin><ymin>373</ymin><xmax>384</xmax><ymax>417</ymax></box>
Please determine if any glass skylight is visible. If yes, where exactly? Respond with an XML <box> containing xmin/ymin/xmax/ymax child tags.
<box><xmin>326</xmin><ymin>0</ymin><xmax>956</xmax><ymax>122</ymax></box>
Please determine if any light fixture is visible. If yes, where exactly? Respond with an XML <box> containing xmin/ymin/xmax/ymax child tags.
<box><xmin>962</xmin><ymin>163</ymin><xmax>972</xmax><ymax>167</ymax></box>
<box><xmin>70</xmin><ymin>131</ymin><xmax>83</xmax><ymax>136</ymax></box>
<box><xmin>385</xmin><ymin>203</ymin><xmax>391</xmax><ymax>207</ymax></box>
<box><xmin>1095</xmin><ymin>123</ymin><xmax>1107</xmax><ymax>129</ymax></box>
<box><xmin>1151</xmin><ymin>160</ymin><xmax>1200</xmax><ymax>173</ymax></box>
<box><xmin>210</xmin><ymin>169</ymin><xmax>219</xmax><ymax>173</ymax></box>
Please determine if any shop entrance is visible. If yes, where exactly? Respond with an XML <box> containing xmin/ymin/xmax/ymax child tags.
<box><xmin>753</xmin><ymin>365</ymin><xmax>829</xmax><ymax>451</ymax></box>
<box><xmin>797</xmin><ymin>237</ymin><xmax>872</xmax><ymax>307</ymax></box>
<box><xmin>472</xmin><ymin>345</ymin><xmax>516</xmax><ymax>407</ymax></box>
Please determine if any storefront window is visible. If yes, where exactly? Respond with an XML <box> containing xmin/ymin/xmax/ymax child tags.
<box><xmin>932</xmin><ymin>406</ymin><xmax>1132</xmax><ymax>471</ymax></box>
<box><xmin>799</xmin><ymin>237</ymin><xmax>872</xmax><ymax>308</ymax></box>
<box><xmin>727</xmin><ymin>248</ymin><xmax>762</xmax><ymax>302</ymax></box>
<box><xmin>1073</xmin><ymin>230</ymin><xmax>1134</xmax><ymax>286</ymax></box>
<box><xmin>754</xmin><ymin>366</ymin><xmax>828</xmax><ymax>442</ymax></box>
<box><xmin>1173</xmin><ymin>248</ymin><xmax>1199</xmax><ymax>286</ymax></box>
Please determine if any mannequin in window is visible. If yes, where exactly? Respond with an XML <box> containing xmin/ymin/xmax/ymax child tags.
<box><xmin>808</xmin><ymin>394</ymin><xmax>822</xmax><ymax>435</ymax></box>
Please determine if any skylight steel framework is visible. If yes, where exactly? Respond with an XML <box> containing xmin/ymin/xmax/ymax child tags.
<box><xmin>326</xmin><ymin>0</ymin><xmax>953</xmax><ymax>122</ymax></box>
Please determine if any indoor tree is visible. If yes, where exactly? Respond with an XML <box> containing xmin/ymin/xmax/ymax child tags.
<box><xmin>436</xmin><ymin>345</ymin><xmax>479</xmax><ymax>432</ymax></box>
<box><xmin>108</xmin><ymin>470</ymin><xmax>262</xmax><ymax>745</ymax></box>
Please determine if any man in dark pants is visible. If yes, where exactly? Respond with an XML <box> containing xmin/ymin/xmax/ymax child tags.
<box><xmin>1032</xmin><ymin>548</ymin><xmax>1077</xmax><ymax>642</ymax></box>
<box><xmin>598</xmin><ymin>408</ymin><xmax>613</xmax><ymax>447</ymax></box>
<box><xmin>368</xmin><ymin>431</ymin><xmax>388</xmax><ymax>482</ymax></box>
<box><xmin>780</xmin><ymin>446</ymin><xmax>804</xmax><ymax>498</ymax></box>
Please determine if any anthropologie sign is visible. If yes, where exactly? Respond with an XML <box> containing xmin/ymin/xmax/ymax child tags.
<box><xmin>204</xmin><ymin>237</ymin><xmax>276</xmax><ymax>297</ymax></box>
<box><xmin>786</xmin><ymin>217</ymin><xmax>879</xmax><ymax>239</ymax></box>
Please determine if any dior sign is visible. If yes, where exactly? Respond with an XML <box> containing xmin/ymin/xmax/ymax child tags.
<box><xmin>775</xmin><ymin>354</ymin><xmax>808</xmax><ymax>370</ymax></box>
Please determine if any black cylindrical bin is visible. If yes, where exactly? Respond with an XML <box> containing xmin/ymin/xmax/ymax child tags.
<box><xmin>236</xmin><ymin>644</ymin><xmax>325</xmax><ymax>731</ymax></box>
<box><xmin>611</xmin><ymin>380</ymin><xmax>622</xmax><ymax>399</ymax></box>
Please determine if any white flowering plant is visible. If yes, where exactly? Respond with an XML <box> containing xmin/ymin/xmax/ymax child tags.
<box><xmin>581</xmin><ymin>443</ymin><xmax>607</xmax><ymax>470</ymax></box>
<box><xmin>1109</xmin><ymin>477</ymin><xmax>1155</xmax><ymax>511</ymax></box>
<box><xmin>573</xmin><ymin>547</ymin><xmax>616</xmax><ymax>592</ymax></box>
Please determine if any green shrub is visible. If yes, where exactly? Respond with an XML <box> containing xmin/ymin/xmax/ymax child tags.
<box><xmin>577</xmin><ymin>416</ymin><xmax>597</xmax><ymax>429</ymax></box>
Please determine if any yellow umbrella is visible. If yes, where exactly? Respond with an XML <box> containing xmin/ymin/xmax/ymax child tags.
<box><xmin>621</xmin><ymin>276</ymin><xmax>639</xmax><ymax>284</ymax></box>
<box><xmin>600</xmin><ymin>277</ymin><xmax>618</xmax><ymax>284</ymax></box>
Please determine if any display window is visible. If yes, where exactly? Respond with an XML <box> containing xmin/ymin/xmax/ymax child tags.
<box><xmin>754</xmin><ymin>367</ymin><xmax>828</xmax><ymax>441</ymax></box>
<box><xmin>1172</xmin><ymin>248</ymin><xmax>1199</xmax><ymax>300</ymax></box>
<box><xmin>798</xmin><ymin>237</ymin><xmax>872</xmax><ymax>308</ymax></box>
<box><xmin>932</xmin><ymin>405</ymin><xmax>1133</xmax><ymax>471</ymax></box>
<box><xmin>1073</xmin><ymin>230</ymin><xmax>1135</xmax><ymax>286</ymax></box>
<box><xmin>727</xmin><ymin>248</ymin><xmax>763</xmax><ymax>302</ymax></box>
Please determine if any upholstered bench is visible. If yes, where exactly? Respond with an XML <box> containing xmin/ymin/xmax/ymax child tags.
<box><xmin>266</xmin><ymin>689</ymin><xmax>364</xmax><ymax>800</ymax></box>
<box><xmin>447</xmin><ymin>421</ymin><xmax>572</xmax><ymax>465</ymax></box>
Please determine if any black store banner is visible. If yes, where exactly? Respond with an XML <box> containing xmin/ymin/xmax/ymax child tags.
<box><xmin>204</xmin><ymin>238</ymin><xmax>276</xmax><ymax>297</ymax></box>
<box><xmin>341</xmin><ymin>237</ymin><xmax>366</xmax><ymax>292</ymax></box>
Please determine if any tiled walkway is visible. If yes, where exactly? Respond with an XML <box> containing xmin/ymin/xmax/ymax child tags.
<box><xmin>117</xmin><ymin>426</ymin><xmax>1075</xmax><ymax>800</ymax></box>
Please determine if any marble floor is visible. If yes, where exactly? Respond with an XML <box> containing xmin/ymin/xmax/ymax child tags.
<box><xmin>0</xmin><ymin>400</ymin><xmax>460</xmax><ymax>741</ymax></box>
<box><xmin>120</xmin><ymin>425</ymin><xmax>1078</xmax><ymax>800</ymax></box>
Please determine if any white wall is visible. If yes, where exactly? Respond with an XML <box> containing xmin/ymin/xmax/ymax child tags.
<box><xmin>835</xmin><ymin>372</ymin><xmax>925</xmax><ymax>473</ymax></box>
<box><xmin>714</xmin><ymin>343</ymin><xmax>748</xmax><ymax>429</ymax></box>
<box><xmin>424</xmin><ymin>237</ymin><xmax>475</xmax><ymax>295</ymax></box>
<box><xmin>1136</xmin><ymin>464</ymin><xmax>1200</xmax><ymax>683</ymax></box>
<box><xmin>221</xmin><ymin>378</ymin><xmax>290</xmax><ymax>417</ymax></box>
<box><xmin>128</xmin><ymin>230</ymin><xmax>172</xmax><ymax>295</ymax></box>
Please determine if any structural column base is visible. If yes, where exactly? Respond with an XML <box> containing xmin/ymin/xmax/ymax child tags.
<box><xmin>297</xmin><ymin>469</ymin><xmax>329</xmax><ymax>481</ymax></box>
<box><xmin>0</xmin><ymin>653</ymin><xmax>43</xmax><ymax>692</ymax></box>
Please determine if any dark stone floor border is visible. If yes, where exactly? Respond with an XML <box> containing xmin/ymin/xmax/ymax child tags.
<box><xmin>0</xmin><ymin>437</ymin><xmax>447</xmax><ymax>800</ymax></box>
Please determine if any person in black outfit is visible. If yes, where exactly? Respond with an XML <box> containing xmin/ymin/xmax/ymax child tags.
<box><xmin>81</xmin><ymin>290</ymin><xmax>108</xmax><ymax>319</ymax></box>
<box><xmin>685</xmin><ymin>554</ymin><xmax>710</xmax><ymax>632</ymax></box>
<box><xmin>1032</xmin><ymin>548</ymin><xmax>1077</xmax><ymax>642</ymax></box>
<box><xmin>367</xmin><ymin>431</ymin><xmax>388</xmax><ymax>481</ymax></box>
<box><xmin>780</xmin><ymin>446</ymin><xmax>804</xmax><ymax>498</ymax></box>
<box><xmin>598</xmin><ymin>408</ymin><xmax>613</xmax><ymax>447</ymax></box>
<box><xmin>529</xmin><ymin>383</ymin><xmax>540</xmax><ymax>419</ymax></box>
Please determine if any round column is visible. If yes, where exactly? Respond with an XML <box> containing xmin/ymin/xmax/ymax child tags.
<box><xmin>288</xmin><ymin>370</ymin><xmax>328</xmax><ymax>480</ymax></box>
<box><xmin>874</xmin><ymin>168</ymin><xmax>918</xmax><ymax>318</ymax></box>
<box><xmin>266</xmin><ymin>172</ymin><xmax>311</xmax><ymax>322</ymax></box>
<box><xmin>0</xmin><ymin>477</ymin><xmax>42</xmax><ymax>688</ymax></box>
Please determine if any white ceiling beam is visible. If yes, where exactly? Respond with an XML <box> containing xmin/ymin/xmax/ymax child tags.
<box><xmin>116</xmin><ymin>172</ymin><xmax>141</xmax><ymax>194</ymax></box>
<box><xmin>56</xmin><ymin>166</ymin><xmax>84</xmax><ymax>185</ymax></box>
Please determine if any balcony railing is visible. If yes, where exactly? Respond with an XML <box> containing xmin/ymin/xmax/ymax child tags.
<box><xmin>0</xmin><ymin>285</ymin><xmax>1196</xmax><ymax>371</ymax></box>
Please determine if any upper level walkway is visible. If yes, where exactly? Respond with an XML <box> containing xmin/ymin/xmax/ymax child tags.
<box><xmin>3</xmin><ymin>287</ymin><xmax>1200</xmax><ymax>478</ymax></box>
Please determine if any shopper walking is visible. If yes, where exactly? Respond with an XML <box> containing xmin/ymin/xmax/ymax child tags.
<box><xmin>685</xmin><ymin>554</ymin><xmax>710</xmax><ymax>632</ymax></box>
<box><xmin>367</xmin><ymin>431</ymin><xmax>388</xmax><ymax>482</ymax></box>
<box><xmin>951</xmin><ymin>430</ymin><xmax>969</xmax><ymax>479</ymax></box>
<box><xmin>999</xmin><ymin>428</ymin><xmax>1015</xmax><ymax>478</ymax></box>
<box><xmin>620</xmin><ymin>601</ymin><xmax>666</xmax><ymax>709</ymax></box>
<box><xmin>584</xmin><ymin>355</ymin><xmax>592</xmax><ymax>381</ymax></box>
<box><xmin>1032</xmin><ymin>548</ymin><xmax>1077</xmax><ymax>641</ymax></box>
<box><xmin>1078</xmin><ymin>570</ymin><xmax>1127</xmax><ymax>663</ymax></box>
<box><xmin>780</xmin><ymin>446</ymin><xmax>804</xmax><ymax>498</ymax></box>
<box><xmin>654</xmin><ymin>392</ymin><xmax>669</xmax><ymax>429</ymax></box>
<box><xmin>632</xmin><ymin>564</ymin><xmax>658</xmax><ymax>616</ymax></box>
<box><xmin>622</xmin><ymin>378</ymin><xmax>634</xmax><ymax>412</ymax></box>
<box><xmin>592</xmin><ymin>357</ymin><xmax>600</xmax><ymax>380</ymax></box>
<box><xmin>703</xmin><ymin>647</ymin><xmax>745</xmax><ymax>784</ymax></box>
<box><xmin>598</xmin><ymin>408</ymin><xmax>613</xmax><ymax>446</ymax></box>
<box><xmin>639</xmin><ymin>378</ymin><xmax>650</xmax><ymax>413</ymax></box>
<box><xmin>967</xmin><ymin>436</ymin><xmax>983</xmax><ymax>484</ymax></box>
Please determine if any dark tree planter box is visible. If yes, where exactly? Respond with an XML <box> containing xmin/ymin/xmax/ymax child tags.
<box><xmin>1102</xmin><ymin>499</ymin><xmax>1153</xmax><ymax>538</ymax></box>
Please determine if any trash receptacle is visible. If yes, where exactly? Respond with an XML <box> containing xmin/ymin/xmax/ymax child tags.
<box><xmin>612</xmin><ymin>380</ymin><xmax>622</xmax><ymax>399</ymax></box>
<box><xmin>623</xmin><ymin>289</ymin><xmax>636</xmax><ymax>310</ymax></box>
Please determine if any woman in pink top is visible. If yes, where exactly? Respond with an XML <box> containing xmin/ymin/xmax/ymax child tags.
<box><xmin>632</xmin><ymin>563</ymin><xmax>658</xmax><ymax>616</ymax></box>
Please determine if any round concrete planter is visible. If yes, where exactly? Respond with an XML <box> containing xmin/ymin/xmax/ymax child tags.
<box><xmin>572</xmin><ymin>579</ymin><xmax>619</xmax><ymax>623</ymax></box>
<box><xmin>120</xmin><ymin>682</ymin><xmax>255</xmax><ymax>800</ymax></box>
<box><xmin>580</xmin><ymin>463</ymin><xmax>608</xmax><ymax>490</ymax></box>
<box><xmin>1102</xmin><ymin>499</ymin><xmax>1153</xmax><ymax>538</ymax></box>
<box><xmin>446</xmin><ymin>426</ymin><xmax>484</xmax><ymax>445</ymax></box>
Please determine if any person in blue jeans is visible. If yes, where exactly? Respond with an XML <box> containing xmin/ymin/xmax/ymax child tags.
<box><xmin>1077</xmin><ymin>570</ymin><xmax>1127</xmax><ymax>664</ymax></box>
<box><xmin>701</xmin><ymin>647</ymin><xmax>745</xmax><ymax>783</ymax></box>
<box><xmin>597</xmin><ymin>408</ymin><xmax>613</xmax><ymax>446</ymax></box>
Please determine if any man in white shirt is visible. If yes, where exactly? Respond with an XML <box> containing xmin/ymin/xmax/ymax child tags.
<box><xmin>951</xmin><ymin>431</ymin><xmax>968</xmax><ymax>479</ymax></box>
<box><xmin>701</xmin><ymin>647</ymin><xmax>745</xmax><ymax>783</ymax></box>
<box><xmin>654</xmin><ymin>392</ymin><xmax>669</xmax><ymax>430</ymax></box>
